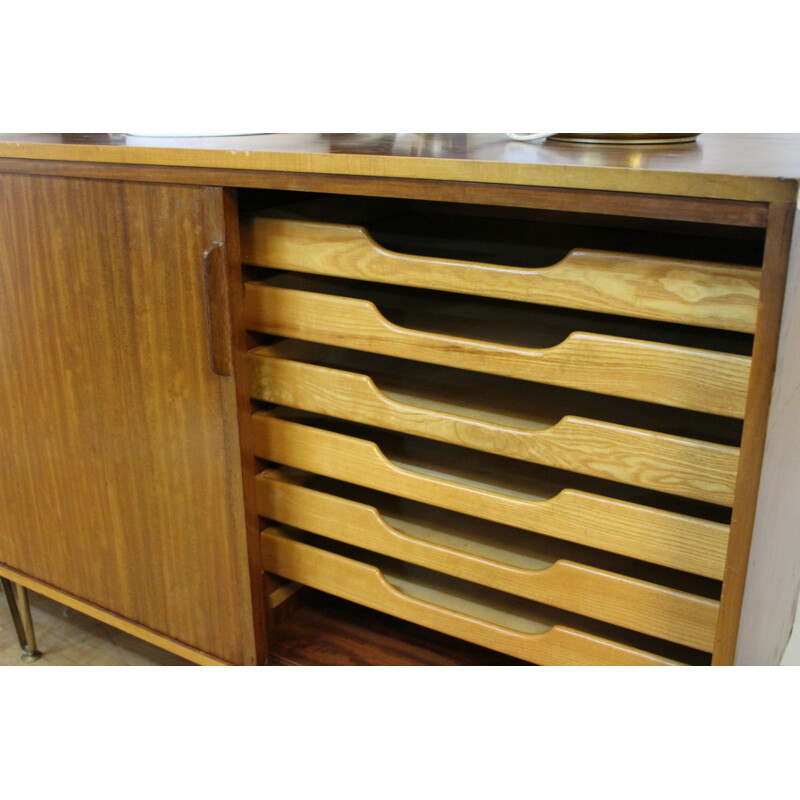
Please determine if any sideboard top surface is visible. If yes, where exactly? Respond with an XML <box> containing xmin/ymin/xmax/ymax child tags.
<box><xmin>0</xmin><ymin>133</ymin><xmax>798</xmax><ymax>204</ymax></box>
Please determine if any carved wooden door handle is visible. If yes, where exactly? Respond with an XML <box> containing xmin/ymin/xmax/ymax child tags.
<box><xmin>203</xmin><ymin>241</ymin><xmax>233</xmax><ymax>376</ymax></box>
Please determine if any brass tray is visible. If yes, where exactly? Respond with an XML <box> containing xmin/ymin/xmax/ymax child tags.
<box><xmin>548</xmin><ymin>133</ymin><xmax>700</xmax><ymax>144</ymax></box>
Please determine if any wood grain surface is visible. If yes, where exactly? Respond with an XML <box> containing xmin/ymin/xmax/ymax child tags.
<box><xmin>252</xmin><ymin>412</ymin><xmax>729</xmax><ymax>579</ymax></box>
<box><xmin>735</xmin><ymin>207</ymin><xmax>800</xmax><ymax>664</ymax></box>
<box><xmin>256</xmin><ymin>471</ymin><xmax>719</xmax><ymax>651</ymax></box>
<box><xmin>248</xmin><ymin>349</ymin><xmax>739</xmax><ymax>505</ymax></box>
<box><xmin>0</xmin><ymin>157</ymin><xmax>769</xmax><ymax>228</ymax></box>
<box><xmin>241</xmin><ymin>216</ymin><xmax>761</xmax><ymax>332</ymax></box>
<box><xmin>261</xmin><ymin>528</ymin><xmax>682</xmax><ymax>666</ymax></box>
<box><xmin>0</xmin><ymin>563</ymin><xmax>222</xmax><ymax>665</ymax></box>
<box><xmin>714</xmin><ymin>202</ymin><xmax>800</xmax><ymax>664</ymax></box>
<box><xmin>0</xmin><ymin>156</ymin><xmax>773</xmax><ymax>232</ymax></box>
<box><xmin>2</xmin><ymin>134</ymin><xmax>797</xmax><ymax>667</ymax></box>
<box><xmin>267</xmin><ymin>589</ymin><xmax>526</xmax><ymax>665</ymax></box>
<box><xmin>0</xmin><ymin>134</ymin><xmax>797</xmax><ymax>203</ymax></box>
<box><xmin>0</xmin><ymin>174</ymin><xmax>257</xmax><ymax>664</ymax></box>
<box><xmin>244</xmin><ymin>280</ymin><xmax>752</xmax><ymax>417</ymax></box>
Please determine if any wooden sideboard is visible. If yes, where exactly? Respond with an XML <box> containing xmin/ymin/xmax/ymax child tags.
<box><xmin>0</xmin><ymin>133</ymin><xmax>798</xmax><ymax>665</ymax></box>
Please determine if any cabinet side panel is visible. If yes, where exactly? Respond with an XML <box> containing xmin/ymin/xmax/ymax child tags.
<box><xmin>735</xmin><ymin>207</ymin><xmax>800</xmax><ymax>664</ymax></box>
<box><xmin>711</xmin><ymin>203</ymin><xmax>795</xmax><ymax>664</ymax></box>
<box><xmin>0</xmin><ymin>174</ymin><xmax>255</xmax><ymax>663</ymax></box>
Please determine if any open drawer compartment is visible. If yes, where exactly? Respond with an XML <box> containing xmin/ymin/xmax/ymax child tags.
<box><xmin>252</xmin><ymin>409</ymin><xmax>730</xmax><ymax>580</ymax></box>
<box><xmin>244</xmin><ymin>273</ymin><xmax>752</xmax><ymax>417</ymax></box>
<box><xmin>240</xmin><ymin>198</ymin><xmax>761</xmax><ymax>332</ymax></box>
<box><xmin>257</xmin><ymin>467</ymin><xmax>720</xmax><ymax>651</ymax></box>
<box><xmin>249</xmin><ymin>340</ymin><xmax>741</xmax><ymax>506</ymax></box>
<box><xmin>261</xmin><ymin>526</ymin><xmax>712</xmax><ymax>666</ymax></box>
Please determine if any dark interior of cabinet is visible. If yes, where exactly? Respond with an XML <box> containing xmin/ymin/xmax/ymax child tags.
<box><xmin>237</xmin><ymin>189</ymin><xmax>767</xmax><ymax>267</ymax></box>
<box><xmin>267</xmin><ymin>590</ymin><xmax>528</xmax><ymax>666</ymax></box>
<box><xmin>239</xmin><ymin>188</ymin><xmax>754</xmax><ymax>667</ymax></box>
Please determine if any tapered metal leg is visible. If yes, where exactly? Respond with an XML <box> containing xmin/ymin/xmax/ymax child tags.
<box><xmin>1</xmin><ymin>577</ymin><xmax>42</xmax><ymax>662</ymax></box>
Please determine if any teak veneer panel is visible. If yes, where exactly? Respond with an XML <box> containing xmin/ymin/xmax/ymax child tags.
<box><xmin>0</xmin><ymin>156</ymin><xmax>770</xmax><ymax>228</ymax></box>
<box><xmin>1</xmin><ymin>133</ymin><xmax>797</xmax><ymax>204</ymax></box>
<box><xmin>241</xmin><ymin>216</ymin><xmax>761</xmax><ymax>333</ymax></box>
<box><xmin>0</xmin><ymin>174</ymin><xmax>257</xmax><ymax>665</ymax></box>
<box><xmin>0</xmin><ymin>563</ymin><xmax>227</xmax><ymax>665</ymax></box>
<box><xmin>734</xmin><ymin>206</ymin><xmax>800</xmax><ymax>662</ymax></box>
<box><xmin>713</xmin><ymin>202</ymin><xmax>800</xmax><ymax>664</ymax></box>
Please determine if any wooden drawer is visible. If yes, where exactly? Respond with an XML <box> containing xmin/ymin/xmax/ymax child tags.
<box><xmin>240</xmin><ymin>215</ymin><xmax>760</xmax><ymax>333</ymax></box>
<box><xmin>248</xmin><ymin>341</ymin><xmax>740</xmax><ymax>506</ymax></box>
<box><xmin>251</xmin><ymin>410</ymin><xmax>729</xmax><ymax>579</ymax></box>
<box><xmin>256</xmin><ymin>468</ymin><xmax>719</xmax><ymax>651</ymax></box>
<box><xmin>261</xmin><ymin>526</ymin><xmax>698</xmax><ymax>666</ymax></box>
<box><xmin>244</xmin><ymin>274</ymin><xmax>752</xmax><ymax>416</ymax></box>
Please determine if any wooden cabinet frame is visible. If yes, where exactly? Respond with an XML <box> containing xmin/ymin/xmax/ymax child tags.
<box><xmin>0</xmin><ymin>136</ymin><xmax>797</xmax><ymax>665</ymax></box>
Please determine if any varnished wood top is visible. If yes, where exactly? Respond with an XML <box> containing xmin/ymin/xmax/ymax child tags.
<box><xmin>1</xmin><ymin>133</ymin><xmax>799</xmax><ymax>203</ymax></box>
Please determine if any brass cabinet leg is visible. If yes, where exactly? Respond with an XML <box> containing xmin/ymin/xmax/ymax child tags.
<box><xmin>1</xmin><ymin>577</ymin><xmax>42</xmax><ymax>662</ymax></box>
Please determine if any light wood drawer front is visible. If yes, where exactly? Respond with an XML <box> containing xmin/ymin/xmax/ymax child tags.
<box><xmin>256</xmin><ymin>472</ymin><xmax>719</xmax><ymax>651</ymax></box>
<box><xmin>261</xmin><ymin>527</ymin><xmax>683</xmax><ymax>666</ymax></box>
<box><xmin>248</xmin><ymin>349</ymin><xmax>739</xmax><ymax>506</ymax></box>
<box><xmin>240</xmin><ymin>217</ymin><xmax>760</xmax><ymax>333</ymax></box>
<box><xmin>244</xmin><ymin>282</ymin><xmax>751</xmax><ymax>417</ymax></box>
<box><xmin>251</xmin><ymin>412</ymin><xmax>729</xmax><ymax>579</ymax></box>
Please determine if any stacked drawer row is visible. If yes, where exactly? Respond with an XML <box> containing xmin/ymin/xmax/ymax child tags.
<box><xmin>241</xmin><ymin>204</ymin><xmax>760</xmax><ymax>666</ymax></box>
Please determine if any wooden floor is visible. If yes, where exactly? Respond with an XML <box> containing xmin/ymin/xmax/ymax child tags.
<box><xmin>0</xmin><ymin>589</ymin><xmax>192</xmax><ymax>666</ymax></box>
